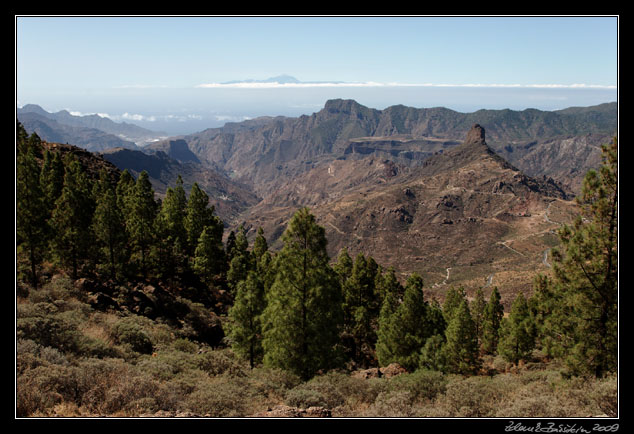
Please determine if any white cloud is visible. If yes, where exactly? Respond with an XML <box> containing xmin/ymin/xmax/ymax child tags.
<box><xmin>120</xmin><ymin>112</ymin><xmax>157</xmax><ymax>122</ymax></box>
<box><xmin>196</xmin><ymin>81</ymin><xmax>616</xmax><ymax>90</ymax></box>
<box><xmin>214</xmin><ymin>114</ymin><xmax>252</xmax><ymax>122</ymax></box>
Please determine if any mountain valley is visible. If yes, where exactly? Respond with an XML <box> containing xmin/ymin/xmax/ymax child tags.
<box><xmin>18</xmin><ymin>99</ymin><xmax>617</xmax><ymax>307</ymax></box>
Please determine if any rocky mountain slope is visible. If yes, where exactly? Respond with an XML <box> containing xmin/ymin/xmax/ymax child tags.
<box><xmin>153</xmin><ymin>99</ymin><xmax>616</xmax><ymax>197</ymax></box>
<box><xmin>99</xmin><ymin>146</ymin><xmax>259</xmax><ymax>224</ymax></box>
<box><xmin>239</xmin><ymin>124</ymin><xmax>579</xmax><ymax>307</ymax></box>
<box><xmin>22</xmin><ymin>99</ymin><xmax>615</xmax><ymax>306</ymax></box>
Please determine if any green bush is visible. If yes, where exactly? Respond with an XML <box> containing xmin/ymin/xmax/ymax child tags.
<box><xmin>17</xmin><ymin>315</ymin><xmax>81</xmax><ymax>353</ymax></box>
<box><xmin>437</xmin><ymin>375</ymin><xmax>510</xmax><ymax>417</ymax></box>
<box><xmin>111</xmin><ymin>317</ymin><xmax>153</xmax><ymax>354</ymax></box>
<box><xmin>194</xmin><ymin>348</ymin><xmax>248</xmax><ymax>377</ymax></box>
<box><xmin>284</xmin><ymin>371</ymin><xmax>377</xmax><ymax>410</ymax></box>
<box><xmin>364</xmin><ymin>390</ymin><xmax>416</xmax><ymax>417</ymax></box>
<box><xmin>387</xmin><ymin>369</ymin><xmax>448</xmax><ymax>403</ymax></box>
<box><xmin>184</xmin><ymin>377</ymin><xmax>251</xmax><ymax>417</ymax></box>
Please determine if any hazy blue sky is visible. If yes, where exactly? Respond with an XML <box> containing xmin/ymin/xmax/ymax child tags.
<box><xmin>16</xmin><ymin>16</ymin><xmax>618</xmax><ymax>135</ymax></box>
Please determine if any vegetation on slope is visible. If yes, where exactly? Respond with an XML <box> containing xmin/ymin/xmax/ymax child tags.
<box><xmin>16</xmin><ymin>121</ymin><xmax>618</xmax><ymax>417</ymax></box>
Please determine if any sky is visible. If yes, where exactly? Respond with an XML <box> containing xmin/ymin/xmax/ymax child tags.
<box><xmin>16</xmin><ymin>16</ymin><xmax>618</xmax><ymax>135</ymax></box>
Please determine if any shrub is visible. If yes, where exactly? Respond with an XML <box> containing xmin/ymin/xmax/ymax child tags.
<box><xmin>111</xmin><ymin>317</ymin><xmax>153</xmax><ymax>354</ymax></box>
<box><xmin>76</xmin><ymin>358</ymin><xmax>160</xmax><ymax>415</ymax></box>
<box><xmin>136</xmin><ymin>349</ymin><xmax>200</xmax><ymax>381</ymax></box>
<box><xmin>285</xmin><ymin>387</ymin><xmax>328</xmax><ymax>408</ymax></box>
<box><xmin>364</xmin><ymin>390</ymin><xmax>416</xmax><ymax>417</ymax></box>
<box><xmin>247</xmin><ymin>367</ymin><xmax>302</xmax><ymax>401</ymax></box>
<box><xmin>17</xmin><ymin>315</ymin><xmax>80</xmax><ymax>353</ymax></box>
<box><xmin>387</xmin><ymin>369</ymin><xmax>448</xmax><ymax>403</ymax></box>
<box><xmin>194</xmin><ymin>348</ymin><xmax>248</xmax><ymax>377</ymax></box>
<box><xmin>437</xmin><ymin>375</ymin><xmax>510</xmax><ymax>417</ymax></box>
<box><xmin>184</xmin><ymin>377</ymin><xmax>251</xmax><ymax>417</ymax></box>
<box><xmin>172</xmin><ymin>338</ymin><xmax>199</xmax><ymax>353</ymax></box>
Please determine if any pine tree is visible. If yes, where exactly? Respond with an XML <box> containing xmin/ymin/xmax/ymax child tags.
<box><xmin>261</xmin><ymin>207</ymin><xmax>343</xmax><ymax>380</ymax></box>
<box><xmin>185</xmin><ymin>183</ymin><xmax>216</xmax><ymax>254</ymax></box>
<box><xmin>481</xmin><ymin>287</ymin><xmax>504</xmax><ymax>354</ymax></box>
<box><xmin>116</xmin><ymin>169</ymin><xmax>135</xmax><ymax>215</ymax></box>
<box><xmin>534</xmin><ymin>138</ymin><xmax>618</xmax><ymax>377</ymax></box>
<box><xmin>92</xmin><ymin>169</ymin><xmax>127</xmax><ymax>280</ymax></box>
<box><xmin>375</xmin><ymin>266</ymin><xmax>404</xmax><ymax>304</ymax></box>
<box><xmin>50</xmin><ymin>155</ymin><xmax>95</xmax><ymax>280</ymax></box>
<box><xmin>342</xmin><ymin>253</ymin><xmax>380</xmax><ymax>366</ymax></box>
<box><xmin>375</xmin><ymin>273</ymin><xmax>431</xmax><ymax>371</ymax></box>
<box><xmin>471</xmin><ymin>287</ymin><xmax>487</xmax><ymax>347</ymax></box>
<box><xmin>126</xmin><ymin>171</ymin><xmax>157</xmax><ymax>278</ymax></box>
<box><xmin>192</xmin><ymin>226</ymin><xmax>225</xmax><ymax>286</ymax></box>
<box><xmin>155</xmin><ymin>175</ymin><xmax>188</xmax><ymax>279</ymax></box>
<box><xmin>227</xmin><ymin>270</ymin><xmax>266</xmax><ymax>368</ymax></box>
<box><xmin>227</xmin><ymin>225</ymin><xmax>252</xmax><ymax>293</ymax></box>
<box><xmin>16</xmin><ymin>127</ymin><xmax>48</xmax><ymax>289</ymax></box>
<box><xmin>40</xmin><ymin>149</ymin><xmax>64</xmax><ymax>217</ymax></box>
<box><xmin>419</xmin><ymin>334</ymin><xmax>447</xmax><ymax>372</ymax></box>
<box><xmin>442</xmin><ymin>299</ymin><xmax>480</xmax><ymax>374</ymax></box>
<box><xmin>498</xmin><ymin>292</ymin><xmax>536</xmax><ymax>365</ymax></box>
<box><xmin>333</xmin><ymin>247</ymin><xmax>353</xmax><ymax>288</ymax></box>
<box><xmin>252</xmin><ymin>227</ymin><xmax>269</xmax><ymax>264</ymax></box>
<box><xmin>443</xmin><ymin>286</ymin><xmax>467</xmax><ymax>323</ymax></box>
<box><xmin>225</xmin><ymin>230</ymin><xmax>237</xmax><ymax>264</ymax></box>
<box><xmin>375</xmin><ymin>269</ymin><xmax>403</xmax><ymax>367</ymax></box>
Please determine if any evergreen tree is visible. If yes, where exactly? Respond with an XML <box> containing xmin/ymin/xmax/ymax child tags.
<box><xmin>375</xmin><ymin>266</ymin><xmax>404</xmax><ymax>304</ymax></box>
<box><xmin>50</xmin><ymin>155</ymin><xmax>95</xmax><ymax>280</ymax></box>
<box><xmin>227</xmin><ymin>270</ymin><xmax>266</xmax><ymax>368</ymax></box>
<box><xmin>115</xmin><ymin>169</ymin><xmax>135</xmax><ymax>215</ymax></box>
<box><xmin>534</xmin><ymin>138</ymin><xmax>618</xmax><ymax>377</ymax></box>
<box><xmin>443</xmin><ymin>286</ymin><xmax>467</xmax><ymax>323</ymax></box>
<box><xmin>155</xmin><ymin>175</ymin><xmax>188</xmax><ymax>279</ymax></box>
<box><xmin>442</xmin><ymin>299</ymin><xmax>480</xmax><ymax>374</ymax></box>
<box><xmin>39</xmin><ymin>149</ymin><xmax>64</xmax><ymax>217</ymax></box>
<box><xmin>529</xmin><ymin>274</ymin><xmax>561</xmax><ymax>359</ymax></box>
<box><xmin>185</xmin><ymin>183</ymin><xmax>215</xmax><ymax>254</ymax></box>
<box><xmin>252</xmin><ymin>227</ymin><xmax>269</xmax><ymax>264</ymax></box>
<box><xmin>225</xmin><ymin>230</ymin><xmax>237</xmax><ymax>264</ymax></box>
<box><xmin>498</xmin><ymin>292</ymin><xmax>536</xmax><ymax>365</ymax></box>
<box><xmin>419</xmin><ymin>333</ymin><xmax>447</xmax><ymax>372</ymax></box>
<box><xmin>342</xmin><ymin>253</ymin><xmax>380</xmax><ymax>366</ymax></box>
<box><xmin>16</xmin><ymin>127</ymin><xmax>48</xmax><ymax>289</ymax></box>
<box><xmin>92</xmin><ymin>169</ymin><xmax>127</xmax><ymax>280</ymax></box>
<box><xmin>333</xmin><ymin>247</ymin><xmax>353</xmax><ymax>288</ymax></box>
<box><xmin>126</xmin><ymin>171</ymin><xmax>157</xmax><ymax>278</ymax></box>
<box><xmin>227</xmin><ymin>225</ymin><xmax>252</xmax><ymax>292</ymax></box>
<box><xmin>471</xmin><ymin>287</ymin><xmax>487</xmax><ymax>347</ymax></box>
<box><xmin>375</xmin><ymin>273</ymin><xmax>431</xmax><ymax>371</ymax></box>
<box><xmin>375</xmin><ymin>282</ymin><xmax>401</xmax><ymax>367</ymax></box>
<box><xmin>481</xmin><ymin>287</ymin><xmax>504</xmax><ymax>354</ymax></box>
<box><xmin>192</xmin><ymin>226</ymin><xmax>225</xmax><ymax>286</ymax></box>
<box><xmin>261</xmin><ymin>207</ymin><xmax>343</xmax><ymax>380</ymax></box>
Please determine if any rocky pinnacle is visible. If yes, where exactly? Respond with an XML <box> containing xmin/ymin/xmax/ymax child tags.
<box><xmin>464</xmin><ymin>124</ymin><xmax>486</xmax><ymax>146</ymax></box>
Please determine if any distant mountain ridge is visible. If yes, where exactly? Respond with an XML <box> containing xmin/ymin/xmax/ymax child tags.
<box><xmin>156</xmin><ymin>99</ymin><xmax>616</xmax><ymax>196</ymax></box>
<box><xmin>18</xmin><ymin>111</ymin><xmax>141</xmax><ymax>152</ymax></box>
<box><xmin>18</xmin><ymin>104</ymin><xmax>168</xmax><ymax>148</ymax></box>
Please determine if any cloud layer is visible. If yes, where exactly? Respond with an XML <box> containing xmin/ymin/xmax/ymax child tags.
<box><xmin>196</xmin><ymin>81</ymin><xmax>617</xmax><ymax>89</ymax></box>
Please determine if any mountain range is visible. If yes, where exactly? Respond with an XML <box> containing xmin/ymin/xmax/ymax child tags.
<box><xmin>17</xmin><ymin>104</ymin><xmax>168</xmax><ymax>149</ymax></box>
<box><xmin>18</xmin><ymin>99</ymin><xmax>617</xmax><ymax>306</ymax></box>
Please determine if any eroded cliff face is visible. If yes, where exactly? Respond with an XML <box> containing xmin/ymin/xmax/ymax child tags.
<box><xmin>234</xmin><ymin>124</ymin><xmax>578</xmax><ymax>305</ymax></box>
<box><xmin>153</xmin><ymin>100</ymin><xmax>615</xmax><ymax>200</ymax></box>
